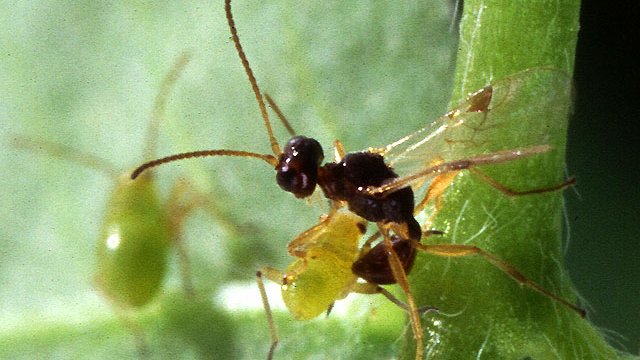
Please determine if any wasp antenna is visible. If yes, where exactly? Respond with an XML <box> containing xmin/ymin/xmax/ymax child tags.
<box><xmin>225</xmin><ymin>0</ymin><xmax>282</xmax><ymax>157</ymax></box>
<box><xmin>131</xmin><ymin>149</ymin><xmax>278</xmax><ymax>179</ymax></box>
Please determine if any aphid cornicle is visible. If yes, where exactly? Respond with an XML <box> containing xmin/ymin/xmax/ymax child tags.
<box><xmin>12</xmin><ymin>53</ymin><xmax>196</xmax><ymax>356</ymax></box>
<box><xmin>131</xmin><ymin>1</ymin><xmax>584</xmax><ymax>359</ymax></box>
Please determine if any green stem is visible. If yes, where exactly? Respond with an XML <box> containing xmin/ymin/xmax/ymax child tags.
<box><xmin>404</xmin><ymin>0</ymin><xmax>627</xmax><ymax>359</ymax></box>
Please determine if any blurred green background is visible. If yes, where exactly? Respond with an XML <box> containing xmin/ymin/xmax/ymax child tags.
<box><xmin>1</xmin><ymin>2</ymin><xmax>455</xmax><ymax>358</ymax></box>
<box><xmin>0</xmin><ymin>0</ymin><xmax>637</xmax><ymax>358</ymax></box>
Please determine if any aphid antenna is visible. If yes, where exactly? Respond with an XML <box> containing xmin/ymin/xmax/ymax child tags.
<box><xmin>12</xmin><ymin>52</ymin><xmax>193</xmax><ymax>183</ymax></box>
<box><xmin>143</xmin><ymin>52</ymin><xmax>192</xmax><ymax>162</ymax></box>
<box><xmin>10</xmin><ymin>135</ymin><xmax>120</xmax><ymax>179</ymax></box>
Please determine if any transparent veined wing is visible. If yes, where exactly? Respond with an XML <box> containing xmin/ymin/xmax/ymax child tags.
<box><xmin>367</xmin><ymin>67</ymin><xmax>572</xmax><ymax>194</ymax></box>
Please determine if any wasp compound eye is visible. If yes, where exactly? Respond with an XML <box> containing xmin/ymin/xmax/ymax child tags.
<box><xmin>276</xmin><ymin>136</ymin><xmax>324</xmax><ymax>198</ymax></box>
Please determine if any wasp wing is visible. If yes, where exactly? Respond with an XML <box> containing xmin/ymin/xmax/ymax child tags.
<box><xmin>369</xmin><ymin>68</ymin><xmax>572</xmax><ymax>194</ymax></box>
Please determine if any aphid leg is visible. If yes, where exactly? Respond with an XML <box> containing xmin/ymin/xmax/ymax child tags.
<box><xmin>257</xmin><ymin>269</ymin><xmax>282</xmax><ymax>360</ymax></box>
<box><xmin>378</xmin><ymin>226</ymin><xmax>425</xmax><ymax>360</ymax></box>
<box><xmin>165</xmin><ymin>179</ymin><xmax>213</xmax><ymax>298</ymax></box>
<box><xmin>468</xmin><ymin>168</ymin><xmax>576</xmax><ymax>196</ymax></box>
<box><xmin>116</xmin><ymin>309</ymin><xmax>150</xmax><ymax>359</ymax></box>
<box><xmin>413</xmin><ymin>242</ymin><xmax>586</xmax><ymax>317</ymax></box>
<box><xmin>173</xmin><ymin>233</ymin><xmax>194</xmax><ymax>298</ymax></box>
<box><xmin>93</xmin><ymin>278</ymin><xmax>150</xmax><ymax>358</ymax></box>
<box><xmin>286</xmin><ymin>208</ymin><xmax>338</xmax><ymax>257</ymax></box>
<box><xmin>352</xmin><ymin>282</ymin><xmax>438</xmax><ymax>315</ymax></box>
<box><xmin>264</xmin><ymin>93</ymin><xmax>296</xmax><ymax>137</ymax></box>
<box><xmin>166</xmin><ymin>178</ymin><xmax>259</xmax><ymax>299</ymax></box>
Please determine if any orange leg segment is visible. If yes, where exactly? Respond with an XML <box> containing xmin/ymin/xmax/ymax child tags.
<box><xmin>378</xmin><ymin>227</ymin><xmax>425</xmax><ymax>360</ymax></box>
<box><xmin>414</xmin><ymin>242</ymin><xmax>586</xmax><ymax>317</ymax></box>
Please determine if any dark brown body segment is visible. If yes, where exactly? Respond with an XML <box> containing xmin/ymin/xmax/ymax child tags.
<box><xmin>351</xmin><ymin>236</ymin><xmax>417</xmax><ymax>285</ymax></box>
<box><xmin>317</xmin><ymin>151</ymin><xmax>421</xmax><ymax>240</ymax></box>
